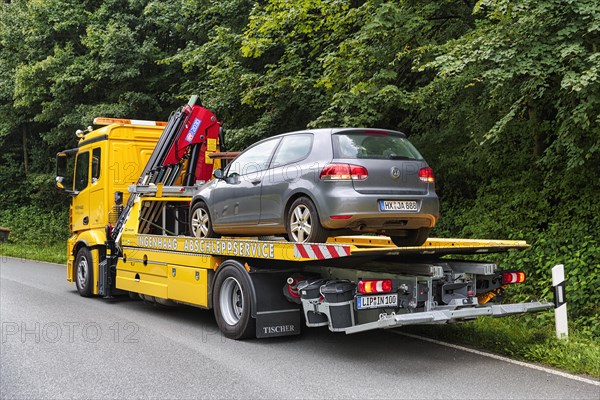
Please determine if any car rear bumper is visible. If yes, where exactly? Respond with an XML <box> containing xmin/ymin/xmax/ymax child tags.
<box><xmin>325</xmin><ymin>215</ymin><xmax>437</xmax><ymax>231</ymax></box>
<box><xmin>314</xmin><ymin>184</ymin><xmax>439</xmax><ymax>231</ymax></box>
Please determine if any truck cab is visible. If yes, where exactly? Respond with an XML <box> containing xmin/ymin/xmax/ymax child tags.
<box><xmin>56</xmin><ymin>119</ymin><xmax>165</xmax><ymax>294</ymax></box>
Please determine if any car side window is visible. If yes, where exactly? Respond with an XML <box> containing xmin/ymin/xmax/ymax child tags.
<box><xmin>227</xmin><ymin>138</ymin><xmax>281</xmax><ymax>176</ymax></box>
<box><xmin>271</xmin><ymin>134</ymin><xmax>313</xmax><ymax>167</ymax></box>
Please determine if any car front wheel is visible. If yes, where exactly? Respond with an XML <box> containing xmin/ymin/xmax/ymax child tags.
<box><xmin>286</xmin><ymin>197</ymin><xmax>329</xmax><ymax>243</ymax></box>
<box><xmin>190</xmin><ymin>201</ymin><xmax>217</xmax><ymax>238</ymax></box>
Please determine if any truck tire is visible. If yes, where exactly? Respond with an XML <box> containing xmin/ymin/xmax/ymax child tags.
<box><xmin>213</xmin><ymin>264</ymin><xmax>255</xmax><ymax>340</ymax></box>
<box><xmin>190</xmin><ymin>201</ymin><xmax>217</xmax><ymax>238</ymax></box>
<box><xmin>391</xmin><ymin>228</ymin><xmax>431</xmax><ymax>247</ymax></box>
<box><xmin>286</xmin><ymin>197</ymin><xmax>329</xmax><ymax>243</ymax></box>
<box><xmin>75</xmin><ymin>247</ymin><xmax>94</xmax><ymax>297</ymax></box>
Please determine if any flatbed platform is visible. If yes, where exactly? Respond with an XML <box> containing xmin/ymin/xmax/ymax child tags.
<box><xmin>124</xmin><ymin>231</ymin><xmax>529</xmax><ymax>264</ymax></box>
<box><xmin>330</xmin><ymin>236</ymin><xmax>529</xmax><ymax>257</ymax></box>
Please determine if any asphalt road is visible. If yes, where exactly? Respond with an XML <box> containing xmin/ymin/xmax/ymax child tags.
<box><xmin>1</xmin><ymin>256</ymin><xmax>598</xmax><ymax>399</ymax></box>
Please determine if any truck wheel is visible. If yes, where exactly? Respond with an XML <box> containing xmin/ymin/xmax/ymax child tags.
<box><xmin>190</xmin><ymin>201</ymin><xmax>216</xmax><ymax>238</ymax></box>
<box><xmin>213</xmin><ymin>265</ymin><xmax>255</xmax><ymax>340</ymax></box>
<box><xmin>75</xmin><ymin>247</ymin><xmax>94</xmax><ymax>297</ymax></box>
<box><xmin>286</xmin><ymin>197</ymin><xmax>329</xmax><ymax>243</ymax></box>
<box><xmin>391</xmin><ymin>228</ymin><xmax>431</xmax><ymax>247</ymax></box>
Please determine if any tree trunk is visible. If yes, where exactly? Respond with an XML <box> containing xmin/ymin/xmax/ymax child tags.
<box><xmin>22</xmin><ymin>126</ymin><xmax>29</xmax><ymax>175</ymax></box>
<box><xmin>528</xmin><ymin>105</ymin><xmax>545</xmax><ymax>158</ymax></box>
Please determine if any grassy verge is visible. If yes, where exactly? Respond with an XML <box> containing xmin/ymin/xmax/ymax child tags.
<box><xmin>0</xmin><ymin>242</ymin><xmax>67</xmax><ymax>264</ymax></box>
<box><xmin>403</xmin><ymin>315</ymin><xmax>600</xmax><ymax>379</ymax></box>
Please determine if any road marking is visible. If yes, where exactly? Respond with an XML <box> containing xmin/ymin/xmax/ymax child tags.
<box><xmin>391</xmin><ymin>331</ymin><xmax>600</xmax><ymax>386</ymax></box>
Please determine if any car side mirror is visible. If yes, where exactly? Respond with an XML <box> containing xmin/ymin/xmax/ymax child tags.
<box><xmin>213</xmin><ymin>168</ymin><xmax>225</xmax><ymax>180</ymax></box>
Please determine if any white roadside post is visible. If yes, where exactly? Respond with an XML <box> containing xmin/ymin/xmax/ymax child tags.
<box><xmin>552</xmin><ymin>264</ymin><xmax>568</xmax><ymax>339</ymax></box>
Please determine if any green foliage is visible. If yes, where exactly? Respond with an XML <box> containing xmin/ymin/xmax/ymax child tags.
<box><xmin>0</xmin><ymin>206</ymin><xmax>69</xmax><ymax>246</ymax></box>
<box><xmin>503</xmin><ymin>227</ymin><xmax>600</xmax><ymax>337</ymax></box>
<box><xmin>0</xmin><ymin>0</ymin><xmax>598</xmax><ymax>339</ymax></box>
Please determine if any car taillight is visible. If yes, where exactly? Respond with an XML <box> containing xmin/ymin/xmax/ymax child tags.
<box><xmin>358</xmin><ymin>279</ymin><xmax>393</xmax><ymax>294</ymax></box>
<box><xmin>419</xmin><ymin>167</ymin><xmax>434</xmax><ymax>183</ymax></box>
<box><xmin>502</xmin><ymin>271</ymin><xmax>526</xmax><ymax>284</ymax></box>
<box><xmin>330</xmin><ymin>215</ymin><xmax>352</xmax><ymax>220</ymax></box>
<box><xmin>320</xmin><ymin>164</ymin><xmax>368</xmax><ymax>181</ymax></box>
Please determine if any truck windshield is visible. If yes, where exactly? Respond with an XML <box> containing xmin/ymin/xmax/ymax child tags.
<box><xmin>333</xmin><ymin>132</ymin><xmax>423</xmax><ymax>160</ymax></box>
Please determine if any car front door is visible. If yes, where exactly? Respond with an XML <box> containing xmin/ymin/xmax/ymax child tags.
<box><xmin>210</xmin><ymin>138</ymin><xmax>281</xmax><ymax>229</ymax></box>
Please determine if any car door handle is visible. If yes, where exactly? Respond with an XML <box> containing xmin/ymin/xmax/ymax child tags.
<box><xmin>251</xmin><ymin>179</ymin><xmax>261</xmax><ymax>185</ymax></box>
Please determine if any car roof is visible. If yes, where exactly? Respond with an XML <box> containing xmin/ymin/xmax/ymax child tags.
<box><xmin>271</xmin><ymin>127</ymin><xmax>407</xmax><ymax>138</ymax></box>
<box><xmin>242</xmin><ymin>128</ymin><xmax>408</xmax><ymax>152</ymax></box>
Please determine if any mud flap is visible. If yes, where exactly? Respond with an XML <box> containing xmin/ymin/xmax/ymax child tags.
<box><xmin>249</xmin><ymin>271</ymin><xmax>302</xmax><ymax>338</ymax></box>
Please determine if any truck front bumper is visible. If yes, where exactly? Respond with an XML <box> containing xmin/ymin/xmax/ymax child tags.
<box><xmin>345</xmin><ymin>301</ymin><xmax>553</xmax><ymax>334</ymax></box>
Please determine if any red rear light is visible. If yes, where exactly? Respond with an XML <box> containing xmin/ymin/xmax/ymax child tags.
<box><xmin>419</xmin><ymin>167</ymin><xmax>434</xmax><ymax>183</ymax></box>
<box><xmin>320</xmin><ymin>164</ymin><xmax>368</xmax><ymax>181</ymax></box>
<box><xmin>502</xmin><ymin>271</ymin><xmax>526</xmax><ymax>285</ymax></box>
<box><xmin>330</xmin><ymin>215</ymin><xmax>352</xmax><ymax>220</ymax></box>
<box><xmin>358</xmin><ymin>279</ymin><xmax>393</xmax><ymax>294</ymax></box>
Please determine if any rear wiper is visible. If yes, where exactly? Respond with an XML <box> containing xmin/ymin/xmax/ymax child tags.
<box><xmin>389</xmin><ymin>155</ymin><xmax>414</xmax><ymax>160</ymax></box>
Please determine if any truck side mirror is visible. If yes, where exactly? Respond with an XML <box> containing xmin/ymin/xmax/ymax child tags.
<box><xmin>55</xmin><ymin>176</ymin><xmax>65</xmax><ymax>190</ymax></box>
<box><xmin>56</xmin><ymin>151</ymin><xmax>76</xmax><ymax>194</ymax></box>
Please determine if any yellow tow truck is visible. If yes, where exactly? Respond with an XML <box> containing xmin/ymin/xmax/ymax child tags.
<box><xmin>56</xmin><ymin>98</ymin><xmax>552</xmax><ymax>339</ymax></box>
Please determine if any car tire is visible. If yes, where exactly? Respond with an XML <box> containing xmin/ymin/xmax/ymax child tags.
<box><xmin>390</xmin><ymin>228</ymin><xmax>431</xmax><ymax>247</ymax></box>
<box><xmin>286</xmin><ymin>197</ymin><xmax>329</xmax><ymax>243</ymax></box>
<box><xmin>190</xmin><ymin>201</ymin><xmax>217</xmax><ymax>238</ymax></box>
<box><xmin>75</xmin><ymin>247</ymin><xmax>94</xmax><ymax>297</ymax></box>
<box><xmin>213</xmin><ymin>265</ymin><xmax>255</xmax><ymax>340</ymax></box>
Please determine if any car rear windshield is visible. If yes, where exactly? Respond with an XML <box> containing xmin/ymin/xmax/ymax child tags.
<box><xmin>332</xmin><ymin>131</ymin><xmax>424</xmax><ymax>160</ymax></box>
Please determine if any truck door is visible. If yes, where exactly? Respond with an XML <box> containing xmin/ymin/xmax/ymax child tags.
<box><xmin>71</xmin><ymin>151</ymin><xmax>91</xmax><ymax>232</ymax></box>
<box><xmin>89</xmin><ymin>147</ymin><xmax>105</xmax><ymax>229</ymax></box>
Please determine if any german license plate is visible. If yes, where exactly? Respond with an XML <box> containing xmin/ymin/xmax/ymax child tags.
<box><xmin>356</xmin><ymin>294</ymin><xmax>398</xmax><ymax>310</ymax></box>
<box><xmin>379</xmin><ymin>200</ymin><xmax>418</xmax><ymax>212</ymax></box>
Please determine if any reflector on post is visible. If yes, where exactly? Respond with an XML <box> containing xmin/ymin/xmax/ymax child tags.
<box><xmin>552</xmin><ymin>264</ymin><xmax>568</xmax><ymax>340</ymax></box>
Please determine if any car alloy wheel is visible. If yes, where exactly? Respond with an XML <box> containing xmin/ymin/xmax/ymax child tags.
<box><xmin>290</xmin><ymin>204</ymin><xmax>312</xmax><ymax>242</ymax></box>
<box><xmin>190</xmin><ymin>201</ymin><xmax>216</xmax><ymax>238</ymax></box>
<box><xmin>286</xmin><ymin>197</ymin><xmax>329</xmax><ymax>243</ymax></box>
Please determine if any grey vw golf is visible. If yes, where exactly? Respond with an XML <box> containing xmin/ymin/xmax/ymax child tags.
<box><xmin>189</xmin><ymin>128</ymin><xmax>439</xmax><ymax>246</ymax></box>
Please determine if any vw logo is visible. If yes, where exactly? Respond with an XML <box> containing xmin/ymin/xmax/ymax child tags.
<box><xmin>390</xmin><ymin>166</ymin><xmax>401</xmax><ymax>179</ymax></box>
